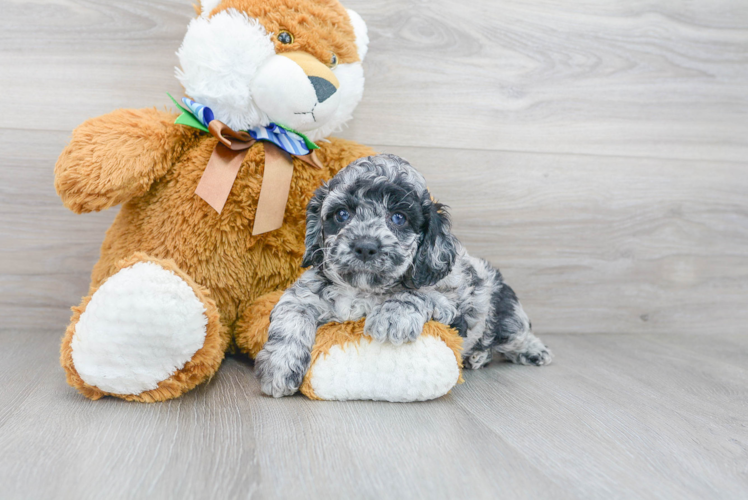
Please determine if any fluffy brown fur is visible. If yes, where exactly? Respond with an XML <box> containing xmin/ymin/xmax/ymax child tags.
<box><xmin>213</xmin><ymin>0</ymin><xmax>359</xmax><ymax>65</ymax></box>
<box><xmin>56</xmin><ymin>0</ymin><xmax>453</xmax><ymax>402</ymax></box>
<box><xmin>56</xmin><ymin>106</ymin><xmax>375</xmax><ymax>401</ymax></box>
<box><xmin>235</xmin><ymin>290</ymin><xmax>285</xmax><ymax>359</ymax></box>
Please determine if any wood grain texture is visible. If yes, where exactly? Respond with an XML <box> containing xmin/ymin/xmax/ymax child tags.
<box><xmin>0</xmin><ymin>331</ymin><xmax>746</xmax><ymax>499</ymax></box>
<box><xmin>347</xmin><ymin>0</ymin><xmax>748</xmax><ymax>162</ymax></box>
<box><xmin>2</xmin><ymin>129</ymin><xmax>746</xmax><ymax>336</ymax></box>
<box><xmin>0</xmin><ymin>0</ymin><xmax>745</xmax><ymax>336</ymax></box>
<box><xmin>2</xmin><ymin>0</ymin><xmax>747</xmax><ymax>160</ymax></box>
<box><xmin>388</xmin><ymin>145</ymin><xmax>748</xmax><ymax>336</ymax></box>
<box><xmin>1</xmin><ymin>0</ymin><xmax>747</xmax><ymax>498</ymax></box>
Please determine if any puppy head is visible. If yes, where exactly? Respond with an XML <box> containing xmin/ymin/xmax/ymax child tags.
<box><xmin>302</xmin><ymin>154</ymin><xmax>459</xmax><ymax>290</ymax></box>
<box><xmin>176</xmin><ymin>0</ymin><xmax>368</xmax><ymax>141</ymax></box>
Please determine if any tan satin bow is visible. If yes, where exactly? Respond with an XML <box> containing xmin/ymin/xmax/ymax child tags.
<box><xmin>195</xmin><ymin>120</ymin><xmax>322</xmax><ymax>235</ymax></box>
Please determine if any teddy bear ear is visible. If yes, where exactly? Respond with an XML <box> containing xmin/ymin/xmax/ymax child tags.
<box><xmin>346</xmin><ymin>9</ymin><xmax>369</xmax><ymax>62</ymax></box>
<box><xmin>200</xmin><ymin>0</ymin><xmax>222</xmax><ymax>17</ymax></box>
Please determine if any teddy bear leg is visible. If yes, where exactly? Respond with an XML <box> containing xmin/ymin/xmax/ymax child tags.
<box><xmin>60</xmin><ymin>253</ymin><xmax>229</xmax><ymax>402</ymax></box>
<box><xmin>234</xmin><ymin>291</ymin><xmax>465</xmax><ymax>402</ymax></box>
<box><xmin>234</xmin><ymin>290</ymin><xmax>285</xmax><ymax>360</ymax></box>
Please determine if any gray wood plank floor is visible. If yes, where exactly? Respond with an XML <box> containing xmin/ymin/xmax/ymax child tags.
<box><xmin>1</xmin><ymin>331</ymin><xmax>746</xmax><ymax>499</ymax></box>
<box><xmin>1</xmin><ymin>0</ymin><xmax>747</xmax><ymax>498</ymax></box>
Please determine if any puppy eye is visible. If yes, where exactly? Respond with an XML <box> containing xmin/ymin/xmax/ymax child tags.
<box><xmin>329</xmin><ymin>53</ymin><xmax>338</xmax><ymax>69</ymax></box>
<box><xmin>335</xmin><ymin>208</ymin><xmax>350</xmax><ymax>223</ymax></box>
<box><xmin>390</xmin><ymin>213</ymin><xmax>406</xmax><ymax>226</ymax></box>
<box><xmin>277</xmin><ymin>30</ymin><xmax>294</xmax><ymax>45</ymax></box>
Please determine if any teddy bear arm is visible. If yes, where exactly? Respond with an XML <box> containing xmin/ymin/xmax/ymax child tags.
<box><xmin>54</xmin><ymin>108</ymin><xmax>196</xmax><ymax>213</ymax></box>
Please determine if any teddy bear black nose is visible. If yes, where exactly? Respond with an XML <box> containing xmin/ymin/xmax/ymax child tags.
<box><xmin>308</xmin><ymin>76</ymin><xmax>337</xmax><ymax>103</ymax></box>
<box><xmin>352</xmin><ymin>238</ymin><xmax>380</xmax><ymax>262</ymax></box>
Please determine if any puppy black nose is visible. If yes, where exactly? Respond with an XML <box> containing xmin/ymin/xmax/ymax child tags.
<box><xmin>352</xmin><ymin>238</ymin><xmax>380</xmax><ymax>262</ymax></box>
<box><xmin>308</xmin><ymin>76</ymin><xmax>337</xmax><ymax>103</ymax></box>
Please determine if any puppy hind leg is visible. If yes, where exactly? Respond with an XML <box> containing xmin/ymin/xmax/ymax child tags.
<box><xmin>495</xmin><ymin>326</ymin><xmax>552</xmax><ymax>366</ymax></box>
<box><xmin>487</xmin><ymin>284</ymin><xmax>552</xmax><ymax>367</ymax></box>
<box><xmin>462</xmin><ymin>348</ymin><xmax>493</xmax><ymax>370</ymax></box>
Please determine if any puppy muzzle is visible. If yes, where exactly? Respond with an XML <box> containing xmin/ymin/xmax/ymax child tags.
<box><xmin>351</xmin><ymin>237</ymin><xmax>381</xmax><ymax>263</ymax></box>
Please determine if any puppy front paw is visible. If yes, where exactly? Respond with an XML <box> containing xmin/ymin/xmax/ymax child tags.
<box><xmin>364</xmin><ymin>302</ymin><xmax>425</xmax><ymax>345</ymax></box>
<box><xmin>254</xmin><ymin>345</ymin><xmax>309</xmax><ymax>398</ymax></box>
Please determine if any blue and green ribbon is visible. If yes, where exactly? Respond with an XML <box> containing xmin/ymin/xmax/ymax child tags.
<box><xmin>168</xmin><ymin>93</ymin><xmax>319</xmax><ymax>155</ymax></box>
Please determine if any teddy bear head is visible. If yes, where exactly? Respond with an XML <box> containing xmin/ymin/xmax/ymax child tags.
<box><xmin>176</xmin><ymin>0</ymin><xmax>368</xmax><ymax>142</ymax></box>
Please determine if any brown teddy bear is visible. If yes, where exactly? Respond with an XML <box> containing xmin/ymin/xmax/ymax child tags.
<box><xmin>55</xmin><ymin>0</ymin><xmax>461</xmax><ymax>402</ymax></box>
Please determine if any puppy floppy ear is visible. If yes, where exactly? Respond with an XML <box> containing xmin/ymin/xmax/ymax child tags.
<box><xmin>409</xmin><ymin>196</ymin><xmax>459</xmax><ymax>288</ymax></box>
<box><xmin>301</xmin><ymin>184</ymin><xmax>329</xmax><ymax>268</ymax></box>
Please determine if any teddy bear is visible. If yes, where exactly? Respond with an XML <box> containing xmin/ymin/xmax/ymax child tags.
<box><xmin>55</xmin><ymin>0</ymin><xmax>462</xmax><ymax>403</ymax></box>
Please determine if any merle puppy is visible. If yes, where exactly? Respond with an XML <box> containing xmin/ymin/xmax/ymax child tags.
<box><xmin>256</xmin><ymin>154</ymin><xmax>552</xmax><ymax>397</ymax></box>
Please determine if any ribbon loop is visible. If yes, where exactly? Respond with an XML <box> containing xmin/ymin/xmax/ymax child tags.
<box><xmin>295</xmin><ymin>151</ymin><xmax>323</xmax><ymax>169</ymax></box>
<box><xmin>171</xmin><ymin>94</ymin><xmax>325</xmax><ymax>234</ymax></box>
<box><xmin>208</xmin><ymin>121</ymin><xmax>255</xmax><ymax>151</ymax></box>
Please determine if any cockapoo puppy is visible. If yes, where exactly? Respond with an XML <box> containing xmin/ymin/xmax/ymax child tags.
<box><xmin>256</xmin><ymin>154</ymin><xmax>552</xmax><ymax>397</ymax></box>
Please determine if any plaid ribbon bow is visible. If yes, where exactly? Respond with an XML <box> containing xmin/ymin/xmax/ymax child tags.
<box><xmin>168</xmin><ymin>93</ymin><xmax>323</xmax><ymax>235</ymax></box>
<box><xmin>179</xmin><ymin>97</ymin><xmax>318</xmax><ymax>156</ymax></box>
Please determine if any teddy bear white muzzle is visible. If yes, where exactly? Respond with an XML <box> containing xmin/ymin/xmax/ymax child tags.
<box><xmin>251</xmin><ymin>51</ymin><xmax>342</xmax><ymax>132</ymax></box>
<box><xmin>176</xmin><ymin>8</ymin><xmax>365</xmax><ymax>138</ymax></box>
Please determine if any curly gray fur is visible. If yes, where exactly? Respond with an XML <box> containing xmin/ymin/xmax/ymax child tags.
<box><xmin>255</xmin><ymin>154</ymin><xmax>552</xmax><ymax>397</ymax></box>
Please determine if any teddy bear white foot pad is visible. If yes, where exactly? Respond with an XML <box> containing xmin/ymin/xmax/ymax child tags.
<box><xmin>300</xmin><ymin>322</ymin><xmax>464</xmax><ymax>402</ymax></box>
<box><xmin>71</xmin><ymin>262</ymin><xmax>208</xmax><ymax>395</ymax></box>
<box><xmin>308</xmin><ymin>336</ymin><xmax>460</xmax><ymax>402</ymax></box>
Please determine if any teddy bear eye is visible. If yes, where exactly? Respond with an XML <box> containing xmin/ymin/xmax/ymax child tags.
<box><xmin>329</xmin><ymin>53</ymin><xmax>338</xmax><ymax>68</ymax></box>
<box><xmin>278</xmin><ymin>30</ymin><xmax>294</xmax><ymax>45</ymax></box>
